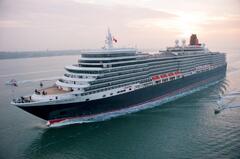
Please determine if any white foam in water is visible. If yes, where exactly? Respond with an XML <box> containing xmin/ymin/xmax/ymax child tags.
<box><xmin>48</xmin><ymin>79</ymin><xmax>223</xmax><ymax>128</ymax></box>
<box><xmin>217</xmin><ymin>90</ymin><xmax>240</xmax><ymax>110</ymax></box>
<box><xmin>228</xmin><ymin>104</ymin><xmax>240</xmax><ymax>109</ymax></box>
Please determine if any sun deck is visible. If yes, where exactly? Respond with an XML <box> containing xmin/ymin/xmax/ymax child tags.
<box><xmin>12</xmin><ymin>86</ymin><xmax>73</xmax><ymax>104</ymax></box>
<box><xmin>39</xmin><ymin>86</ymin><xmax>70</xmax><ymax>95</ymax></box>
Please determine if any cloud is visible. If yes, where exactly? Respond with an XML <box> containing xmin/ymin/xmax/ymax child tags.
<box><xmin>0</xmin><ymin>0</ymin><xmax>176</xmax><ymax>29</ymax></box>
<box><xmin>0</xmin><ymin>0</ymin><xmax>177</xmax><ymax>51</ymax></box>
<box><xmin>202</xmin><ymin>15</ymin><xmax>240</xmax><ymax>33</ymax></box>
<box><xmin>0</xmin><ymin>0</ymin><xmax>239</xmax><ymax>51</ymax></box>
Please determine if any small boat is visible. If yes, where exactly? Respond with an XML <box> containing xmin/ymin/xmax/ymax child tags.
<box><xmin>214</xmin><ymin>109</ymin><xmax>220</xmax><ymax>114</ymax></box>
<box><xmin>5</xmin><ymin>79</ymin><xmax>18</xmax><ymax>87</ymax></box>
<box><xmin>214</xmin><ymin>106</ymin><xmax>224</xmax><ymax>114</ymax></box>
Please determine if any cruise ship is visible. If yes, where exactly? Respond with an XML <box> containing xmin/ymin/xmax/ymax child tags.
<box><xmin>11</xmin><ymin>30</ymin><xmax>227</xmax><ymax>126</ymax></box>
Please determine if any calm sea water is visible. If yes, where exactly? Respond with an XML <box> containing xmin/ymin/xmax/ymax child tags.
<box><xmin>0</xmin><ymin>52</ymin><xmax>239</xmax><ymax>159</ymax></box>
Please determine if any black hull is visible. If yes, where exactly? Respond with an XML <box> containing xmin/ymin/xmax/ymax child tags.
<box><xmin>18</xmin><ymin>65</ymin><xmax>227</xmax><ymax>121</ymax></box>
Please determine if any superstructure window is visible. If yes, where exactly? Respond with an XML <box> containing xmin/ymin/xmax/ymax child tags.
<box><xmin>66</xmin><ymin>68</ymin><xmax>102</xmax><ymax>74</ymax></box>
<box><xmin>81</xmin><ymin>53</ymin><xmax>135</xmax><ymax>58</ymax></box>
<box><xmin>79</xmin><ymin>58</ymin><xmax>136</xmax><ymax>63</ymax></box>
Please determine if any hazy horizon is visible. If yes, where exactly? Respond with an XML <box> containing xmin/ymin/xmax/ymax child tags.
<box><xmin>0</xmin><ymin>0</ymin><xmax>239</xmax><ymax>52</ymax></box>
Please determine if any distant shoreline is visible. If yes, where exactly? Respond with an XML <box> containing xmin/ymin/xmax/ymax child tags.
<box><xmin>0</xmin><ymin>50</ymin><xmax>82</xmax><ymax>60</ymax></box>
<box><xmin>1</xmin><ymin>49</ymin><xmax>238</xmax><ymax>60</ymax></box>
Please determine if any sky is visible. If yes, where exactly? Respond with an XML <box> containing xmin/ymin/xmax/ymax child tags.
<box><xmin>0</xmin><ymin>0</ymin><xmax>239</xmax><ymax>52</ymax></box>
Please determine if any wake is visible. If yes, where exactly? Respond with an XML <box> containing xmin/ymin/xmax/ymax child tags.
<box><xmin>215</xmin><ymin>90</ymin><xmax>240</xmax><ymax>113</ymax></box>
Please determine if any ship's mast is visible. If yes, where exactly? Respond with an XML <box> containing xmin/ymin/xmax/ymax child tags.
<box><xmin>105</xmin><ymin>28</ymin><xmax>113</xmax><ymax>49</ymax></box>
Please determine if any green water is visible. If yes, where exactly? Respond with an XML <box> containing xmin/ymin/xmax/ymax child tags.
<box><xmin>0</xmin><ymin>53</ymin><xmax>239</xmax><ymax>159</ymax></box>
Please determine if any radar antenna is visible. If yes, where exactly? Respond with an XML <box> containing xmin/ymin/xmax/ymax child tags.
<box><xmin>182</xmin><ymin>39</ymin><xmax>186</xmax><ymax>47</ymax></box>
<box><xmin>175</xmin><ymin>39</ymin><xmax>179</xmax><ymax>47</ymax></box>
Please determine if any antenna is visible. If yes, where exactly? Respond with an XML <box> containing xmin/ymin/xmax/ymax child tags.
<box><xmin>105</xmin><ymin>28</ymin><xmax>113</xmax><ymax>49</ymax></box>
<box><xmin>175</xmin><ymin>39</ymin><xmax>179</xmax><ymax>47</ymax></box>
<box><xmin>182</xmin><ymin>39</ymin><xmax>186</xmax><ymax>47</ymax></box>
